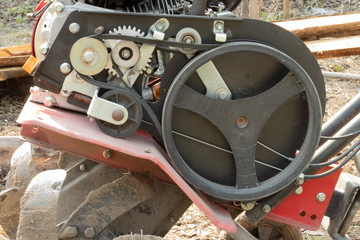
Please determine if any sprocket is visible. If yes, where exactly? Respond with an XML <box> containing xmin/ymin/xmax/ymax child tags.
<box><xmin>104</xmin><ymin>26</ymin><xmax>145</xmax><ymax>78</ymax></box>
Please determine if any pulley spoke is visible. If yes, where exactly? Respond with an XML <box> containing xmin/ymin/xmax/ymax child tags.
<box><xmin>232</xmin><ymin>146</ymin><xmax>258</xmax><ymax>189</ymax></box>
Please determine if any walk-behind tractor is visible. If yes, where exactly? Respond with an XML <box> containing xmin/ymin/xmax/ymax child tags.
<box><xmin>1</xmin><ymin>0</ymin><xmax>360</xmax><ymax>239</ymax></box>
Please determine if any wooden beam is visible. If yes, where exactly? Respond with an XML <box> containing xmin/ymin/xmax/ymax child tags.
<box><xmin>0</xmin><ymin>67</ymin><xmax>29</xmax><ymax>81</ymax></box>
<box><xmin>249</xmin><ymin>0</ymin><xmax>261</xmax><ymax>19</ymax></box>
<box><xmin>274</xmin><ymin>13</ymin><xmax>360</xmax><ymax>40</ymax></box>
<box><xmin>0</xmin><ymin>44</ymin><xmax>31</xmax><ymax>57</ymax></box>
<box><xmin>305</xmin><ymin>35</ymin><xmax>360</xmax><ymax>59</ymax></box>
<box><xmin>0</xmin><ymin>56</ymin><xmax>30</xmax><ymax>68</ymax></box>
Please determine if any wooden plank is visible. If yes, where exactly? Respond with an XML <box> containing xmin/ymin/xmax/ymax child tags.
<box><xmin>0</xmin><ymin>67</ymin><xmax>29</xmax><ymax>81</ymax></box>
<box><xmin>0</xmin><ymin>56</ymin><xmax>30</xmax><ymax>68</ymax></box>
<box><xmin>305</xmin><ymin>35</ymin><xmax>360</xmax><ymax>59</ymax></box>
<box><xmin>0</xmin><ymin>44</ymin><xmax>31</xmax><ymax>57</ymax></box>
<box><xmin>274</xmin><ymin>13</ymin><xmax>360</xmax><ymax>40</ymax></box>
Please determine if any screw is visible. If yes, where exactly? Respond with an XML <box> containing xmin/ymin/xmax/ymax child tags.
<box><xmin>44</xmin><ymin>96</ymin><xmax>55</xmax><ymax>107</ymax></box>
<box><xmin>295</xmin><ymin>173</ymin><xmax>305</xmax><ymax>185</ymax></box>
<box><xmin>295</xmin><ymin>186</ymin><xmax>303</xmax><ymax>195</ymax></box>
<box><xmin>69</xmin><ymin>23</ymin><xmax>80</xmax><ymax>34</ymax></box>
<box><xmin>82</xmin><ymin>50</ymin><xmax>95</xmax><ymax>63</ymax></box>
<box><xmin>215</xmin><ymin>22</ymin><xmax>224</xmax><ymax>31</ymax></box>
<box><xmin>60</xmin><ymin>63</ymin><xmax>71</xmax><ymax>74</ymax></box>
<box><xmin>84</xmin><ymin>227</ymin><xmax>95</xmax><ymax>238</ymax></box>
<box><xmin>316</xmin><ymin>192</ymin><xmax>326</xmax><ymax>202</ymax></box>
<box><xmin>79</xmin><ymin>164</ymin><xmax>87</xmax><ymax>172</ymax></box>
<box><xmin>262</xmin><ymin>204</ymin><xmax>271</xmax><ymax>213</ymax></box>
<box><xmin>39</xmin><ymin>43</ymin><xmax>49</xmax><ymax>55</ymax></box>
<box><xmin>103</xmin><ymin>149</ymin><xmax>113</xmax><ymax>159</ymax></box>
<box><xmin>53</xmin><ymin>2</ymin><xmax>65</xmax><ymax>13</ymax></box>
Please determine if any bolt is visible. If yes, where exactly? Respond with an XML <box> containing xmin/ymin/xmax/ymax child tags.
<box><xmin>103</xmin><ymin>149</ymin><xmax>113</xmax><ymax>159</ymax></box>
<box><xmin>121</xmin><ymin>49</ymin><xmax>131</xmax><ymax>59</ymax></box>
<box><xmin>217</xmin><ymin>91</ymin><xmax>228</xmax><ymax>100</ymax></box>
<box><xmin>215</xmin><ymin>22</ymin><xmax>224</xmax><ymax>31</ymax></box>
<box><xmin>316</xmin><ymin>192</ymin><xmax>326</xmax><ymax>202</ymax></box>
<box><xmin>69</xmin><ymin>23</ymin><xmax>80</xmax><ymax>34</ymax></box>
<box><xmin>296</xmin><ymin>173</ymin><xmax>305</xmax><ymax>185</ymax></box>
<box><xmin>59</xmin><ymin>226</ymin><xmax>78</xmax><ymax>238</ymax></box>
<box><xmin>82</xmin><ymin>50</ymin><xmax>95</xmax><ymax>63</ymax></box>
<box><xmin>236</xmin><ymin>116</ymin><xmax>248</xmax><ymax>128</ymax></box>
<box><xmin>79</xmin><ymin>164</ymin><xmax>87</xmax><ymax>172</ymax></box>
<box><xmin>84</xmin><ymin>227</ymin><xmax>95</xmax><ymax>238</ymax></box>
<box><xmin>112</xmin><ymin>109</ymin><xmax>125</xmax><ymax>122</ymax></box>
<box><xmin>44</xmin><ymin>96</ymin><xmax>55</xmax><ymax>107</ymax></box>
<box><xmin>183</xmin><ymin>35</ymin><xmax>195</xmax><ymax>44</ymax></box>
<box><xmin>32</xmin><ymin>126</ymin><xmax>38</xmax><ymax>133</ymax></box>
<box><xmin>53</xmin><ymin>2</ymin><xmax>65</xmax><ymax>13</ymax></box>
<box><xmin>262</xmin><ymin>204</ymin><xmax>271</xmax><ymax>213</ymax></box>
<box><xmin>155</xmin><ymin>21</ymin><xmax>166</xmax><ymax>31</ymax></box>
<box><xmin>295</xmin><ymin>186</ymin><xmax>303</xmax><ymax>195</ymax></box>
<box><xmin>39</xmin><ymin>43</ymin><xmax>49</xmax><ymax>55</ymax></box>
<box><xmin>169</xmin><ymin>216</ymin><xmax>177</xmax><ymax>223</ymax></box>
<box><xmin>60</xmin><ymin>63</ymin><xmax>71</xmax><ymax>74</ymax></box>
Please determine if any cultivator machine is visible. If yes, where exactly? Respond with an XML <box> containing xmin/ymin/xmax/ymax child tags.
<box><xmin>1</xmin><ymin>0</ymin><xmax>360</xmax><ymax>239</ymax></box>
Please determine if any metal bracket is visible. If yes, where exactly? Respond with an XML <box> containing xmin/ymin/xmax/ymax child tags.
<box><xmin>87</xmin><ymin>90</ymin><xmax>129</xmax><ymax>125</ymax></box>
<box><xmin>196</xmin><ymin>61</ymin><xmax>232</xmax><ymax>100</ymax></box>
<box><xmin>61</xmin><ymin>70</ymin><xmax>99</xmax><ymax>97</ymax></box>
<box><xmin>213</xmin><ymin>20</ymin><xmax>227</xmax><ymax>43</ymax></box>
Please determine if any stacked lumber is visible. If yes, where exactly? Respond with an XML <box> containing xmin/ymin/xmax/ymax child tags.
<box><xmin>274</xmin><ymin>13</ymin><xmax>360</xmax><ymax>59</ymax></box>
<box><xmin>0</xmin><ymin>44</ymin><xmax>31</xmax><ymax>81</ymax></box>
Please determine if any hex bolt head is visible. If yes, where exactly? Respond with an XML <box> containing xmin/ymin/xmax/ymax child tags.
<box><xmin>84</xmin><ymin>227</ymin><xmax>95</xmax><ymax>238</ymax></box>
<box><xmin>217</xmin><ymin>91</ymin><xmax>228</xmax><ymax>100</ymax></box>
<box><xmin>53</xmin><ymin>2</ymin><xmax>65</xmax><ymax>13</ymax></box>
<box><xmin>262</xmin><ymin>204</ymin><xmax>271</xmax><ymax>213</ymax></box>
<box><xmin>103</xmin><ymin>149</ymin><xmax>113</xmax><ymax>159</ymax></box>
<box><xmin>79</xmin><ymin>163</ymin><xmax>87</xmax><ymax>172</ymax></box>
<box><xmin>69</xmin><ymin>23</ymin><xmax>80</xmax><ymax>34</ymax></box>
<box><xmin>316</xmin><ymin>192</ymin><xmax>326</xmax><ymax>202</ymax></box>
<box><xmin>82</xmin><ymin>50</ymin><xmax>95</xmax><ymax>63</ymax></box>
<box><xmin>39</xmin><ymin>43</ymin><xmax>49</xmax><ymax>55</ymax></box>
<box><xmin>44</xmin><ymin>96</ymin><xmax>55</xmax><ymax>107</ymax></box>
<box><xmin>155</xmin><ymin>21</ymin><xmax>166</xmax><ymax>31</ymax></box>
<box><xmin>295</xmin><ymin>173</ymin><xmax>305</xmax><ymax>185</ymax></box>
<box><xmin>60</xmin><ymin>63</ymin><xmax>72</xmax><ymax>74</ymax></box>
<box><xmin>215</xmin><ymin>22</ymin><xmax>224</xmax><ymax>31</ymax></box>
<box><xmin>295</xmin><ymin>186</ymin><xmax>303</xmax><ymax>195</ymax></box>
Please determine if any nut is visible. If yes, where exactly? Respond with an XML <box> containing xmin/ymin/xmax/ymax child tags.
<box><xmin>295</xmin><ymin>186</ymin><xmax>303</xmax><ymax>195</ymax></box>
<box><xmin>44</xmin><ymin>96</ymin><xmax>55</xmax><ymax>107</ymax></box>
<box><xmin>262</xmin><ymin>204</ymin><xmax>271</xmax><ymax>213</ymax></box>
<box><xmin>103</xmin><ymin>149</ymin><xmax>113</xmax><ymax>159</ymax></box>
<box><xmin>215</xmin><ymin>22</ymin><xmax>224</xmax><ymax>31</ymax></box>
<box><xmin>240</xmin><ymin>201</ymin><xmax>255</xmax><ymax>210</ymax></box>
<box><xmin>295</xmin><ymin>173</ymin><xmax>305</xmax><ymax>185</ymax></box>
<box><xmin>84</xmin><ymin>227</ymin><xmax>95</xmax><ymax>238</ymax></box>
<box><xmin>39</xmin><ymin>43</ymin><xmax>49</xmax><ymax>55</ymax></box>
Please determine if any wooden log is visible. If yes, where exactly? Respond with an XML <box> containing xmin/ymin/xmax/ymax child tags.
<box><xmin>274</xmin><ymin>13</ymin><xmax>360</xmax><ymax>40</ymax></box>
<box><xmin>305</xmin><ymin>35</ymin><xmax>360</xmax><ymax>59</ymax></box>
<box><xmin>249</xmin><ymin>0</ymin><xmax>261</xmax><ymax>19</ymax></box>
<box><xmin>0</xmin><ymin>44</ymin><xmax>31</xmax><ymax>57</ymax></box>
<box><xmin>242</xmin><ymin>0</ymin><xmax>250</xmax><ymax>18</ymax></box>
<box><xmin>0</xmin><ymin>136</ymin><xmax>23</xmax><ymax>168</ymax></box>
<box><xmin>0</xmin><ymin>67</ymin><xmax>29</xmax><ymax>81</ymax></box>
<box><xmin>0</xmin><ymin>56</ymin><xmax>30</xmax><ymax>68</ymax></box>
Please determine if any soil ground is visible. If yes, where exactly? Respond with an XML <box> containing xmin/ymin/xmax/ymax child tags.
<box><xmin>0</xmin><ymin>0</ymin><xmax>360</xmax><ymax>239</ymax></box>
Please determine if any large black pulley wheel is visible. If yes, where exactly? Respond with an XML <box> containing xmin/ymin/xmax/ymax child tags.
<box><xmin>96</xmin><ymin>89</ymin><xmax>143</xmax><ymax>138</ymax></box>
<box><xmin>162</xmin><ymin>41</ymin><xmax>323</xmax><ymax>201</ymax></box>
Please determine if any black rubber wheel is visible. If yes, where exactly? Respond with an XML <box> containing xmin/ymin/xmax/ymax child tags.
<box><xmin>236</xmin><ymin>213</ymin><xmax>303</xmax><ymax>240</ymax></box>
<box><xmin>96</xmin><ymin>89</ymin><xmax>143</xmax><ymax>138</ymax></box>
<box><xmin>162</xmin><ymin>41</ymin><xmax>323</xmax><ymax>201</ymax></box>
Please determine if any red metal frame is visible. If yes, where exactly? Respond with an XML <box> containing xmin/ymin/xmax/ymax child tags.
<box><xmin>267</xmin><ymin>166</ymin><xmax>342</xmax><ymax>230</ymax></box>
<box><xmin>17</xmin><ymin>97</ymin><xmax>237</xmax><ymax>233</ymax></box>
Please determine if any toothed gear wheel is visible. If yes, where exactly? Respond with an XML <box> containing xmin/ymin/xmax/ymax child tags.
<box><xmin>105</xmin><ymin>26</ymin><xmax>145</xmax><ymax>78</ymax></box>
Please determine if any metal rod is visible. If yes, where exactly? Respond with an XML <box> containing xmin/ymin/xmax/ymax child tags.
<box><xmin>320</xmin><ymin>92</ymin><xmax>360</xmax><ymax>145</ymax></box>
<box><xmin>257</xmin><ymin>141</ymin><xmax>293</xmax><ymax>161</ymax></box>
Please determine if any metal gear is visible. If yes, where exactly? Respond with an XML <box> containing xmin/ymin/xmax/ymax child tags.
<box><xmin>104</xmin><ymin>26</ymin><xmax>145</xmax><ymax>78</ymax></box>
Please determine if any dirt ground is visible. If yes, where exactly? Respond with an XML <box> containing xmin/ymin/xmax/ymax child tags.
<box><xmin>1</xmin><ymin>0</ymin><xmax>360</xmax><ymax>240</ymax></box>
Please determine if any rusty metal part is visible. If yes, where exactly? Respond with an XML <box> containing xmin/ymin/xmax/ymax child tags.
<box><xmin>73</xmin><ymin>92</ymin><xmax>92</xmax><ymax>105</ymax></box>
<box><xmin>152</xmin><ymin>83</ymin><xmax>160</xmax><ymax>101</ymax></box>
<box><xmin>58</xmin><ymin>174</ymin><xmax>156</xmax><ymax>239</ymax></box>
<box><xmin>17</xmin><ymin>169</ymin><xmax>67</xmax><ymax>240</ymax></box>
